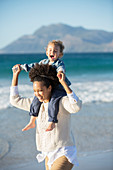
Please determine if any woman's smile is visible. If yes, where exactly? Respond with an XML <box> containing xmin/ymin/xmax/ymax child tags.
<box><xmin>33</xmin><ymin>81</ymin><xmax>52</xmax><ymax>103</ymax></box>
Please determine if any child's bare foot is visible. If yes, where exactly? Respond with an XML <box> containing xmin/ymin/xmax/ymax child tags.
<box><xmin>22</xmin><ymin>122</ymin><xmax>35</xmax><ymax>131</ymax></box>
<box><xmin>46</xmin><ymin>122</ymin><xmax>55</xmax><ymax>132</ymax></box>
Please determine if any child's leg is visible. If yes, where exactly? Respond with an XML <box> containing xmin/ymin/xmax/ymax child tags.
<box><xmin>48</xmin><ymin>88</ymin><xmax>66</xmax><ymax>122</ymax></box>
<box><xmin>46</xmin><ymin>122</ymin><xmax>56</xmax><ymax>132</ymax></box>
<box><xmin>22</xmin><ymin>116</ymin><xmax>37</xmax><ymax>131</ymax></box>
<box><xmin>46</xmin><ymin>88</ymin><xmax>66</xmax><ymax>131</ymax></box>
<box><xmin>29</xmin><ymin>96</ymin><xmax>42</xmax><ymax>116</ymax></box>
<box><xmin>22</xmin><ymin>96</ymin><xmax>42</xmax><ymax>132</ymax></box>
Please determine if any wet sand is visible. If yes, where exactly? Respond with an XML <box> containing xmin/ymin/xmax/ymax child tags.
<box><xmin>0</xmin><ymin>102</ymin><xmax>113</xmax><ymax>169</ymax></box>
<box><xmin>1</xmin><ymin>151</ymin><xmax>113</xmax><ymax>170</ymax></box>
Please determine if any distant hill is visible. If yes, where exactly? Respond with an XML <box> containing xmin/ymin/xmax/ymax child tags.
<box><xmin>0</xmin><ymin>23</ymin><xmax>113</xmax><ymax>53</ymax></box>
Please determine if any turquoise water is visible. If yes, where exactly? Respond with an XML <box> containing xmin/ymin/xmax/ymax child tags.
<box><xmin>0</xmin><ymin>53</ymin><xmax>113</xmax><ymax>109</ymax></box>
<box><xmin>0</xmin><ymin>53</ymin><xmax>113</xmax><ymax>168</ymax></box>
<box><xmin>0</xmin><ymin>53</ymin><xmax>113</xmax><ymax>78</ymax></box>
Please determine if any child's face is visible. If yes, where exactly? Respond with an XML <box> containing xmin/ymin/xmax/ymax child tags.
<box><xmin>46</xmin><ymin>44</ymin><xmax>61</xmax><ymax>62</ymax></box>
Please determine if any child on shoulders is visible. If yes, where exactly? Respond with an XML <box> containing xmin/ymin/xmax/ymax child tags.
<box><xmin>14</xmin><ymin>40</ymin><xmax>71</xmax><ymax>131</ymax></box>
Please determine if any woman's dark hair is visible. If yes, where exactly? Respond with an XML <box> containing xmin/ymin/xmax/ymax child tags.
<box><xmin>29</xmin><ymin>63</ymin><xmax>60</xmax><ymax>89</ymax></box>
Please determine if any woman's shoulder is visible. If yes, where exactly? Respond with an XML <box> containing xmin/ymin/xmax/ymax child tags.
<box><xmin>59</xmin><ymin>95</ymin><xmax>82</xmax><ymax>114</ymax></box>
<box><xmin>59</xmin><ymin>96</ymin><xmax>69</xmax><ymax>108</ymax></box>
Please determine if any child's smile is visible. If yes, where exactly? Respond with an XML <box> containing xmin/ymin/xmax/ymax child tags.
<box><xmin>50</xmin><ymin>55</ymin><xmax>54</xmax><ymax>59</ymax></box>
<box><xmin>46</xmin><ymin>44</ymin><xmax>61</xmax><ymax>62</ymax></box>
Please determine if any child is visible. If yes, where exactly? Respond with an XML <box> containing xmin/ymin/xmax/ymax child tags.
<box><xmin>16</xmin><ymin>40</ymin><xmax>71</xmax><ymax>131</ymax></box>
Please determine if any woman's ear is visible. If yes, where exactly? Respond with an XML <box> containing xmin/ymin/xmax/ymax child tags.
<box><xmin>48</xmin><ymin>85</ymin><xmax>52</xmax><ymax>92</ymax></box>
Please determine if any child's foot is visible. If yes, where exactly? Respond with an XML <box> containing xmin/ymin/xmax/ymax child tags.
<box><xmin>22</xmin><ymin>122</ymin><xmax>35</xmax><ymax>131</ymax></box>
<box><xmin>46</xmin><ymin>122</ymin><xmax>55</xmax><ymax>132</ymax></box>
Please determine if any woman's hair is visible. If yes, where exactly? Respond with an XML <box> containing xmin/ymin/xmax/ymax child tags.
<box><xmin>46</xmin><ymin>40</ymin><xmax>65</xmax><ymax>58</ymax></box>
<box><xmin>29</xmin><ymin>63</ymin><xmax>60</xmax><ymax>89</ymax></box>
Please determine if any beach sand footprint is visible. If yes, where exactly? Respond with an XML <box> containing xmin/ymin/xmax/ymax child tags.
<box><xmin>0</xmin><ymin>138</ymin><xmax>9</xmax><ymax>159</ymax></box>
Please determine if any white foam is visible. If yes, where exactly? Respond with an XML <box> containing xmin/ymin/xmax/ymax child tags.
<box><xmin>0</xmin><ymin>84</ymin><xmax>33</xmax><ymax>110</ymax></box>
<box><xmin>0</xmin><ymin>80</ymin><xmax>113</xmax><ymax>110</ymax></box>
<box><xmin>71</xmin><ymin>80</ymin><xmax>113</xmax><ymax>104</ymax></box>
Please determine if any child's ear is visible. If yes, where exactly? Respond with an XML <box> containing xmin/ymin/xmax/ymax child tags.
<box><xmin>46</xmin><ymin>50</ymin><xmax>48</xmax><ymax>56</ymax></box>
<box><xmin>59</xmin><ymin>52</ymin><xmax>63</xmax><ymax>58</ymax></box>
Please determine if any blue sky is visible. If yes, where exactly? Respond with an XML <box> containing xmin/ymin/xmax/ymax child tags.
<box><xmin>0</xmin><ymin>0</ymin><xmax>113</xmax><ymax>49</ymax></box>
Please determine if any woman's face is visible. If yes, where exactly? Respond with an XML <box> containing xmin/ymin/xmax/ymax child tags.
<box><xmin>33</xmin><ymin>81</ymin><xmax>52</xmax><ymax>103</ymax></box>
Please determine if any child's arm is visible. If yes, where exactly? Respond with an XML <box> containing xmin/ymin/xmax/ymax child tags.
<box><xmin>56</xmin><ymin>60</ymin><xmax>65</xmax><ymax>74</ymax></box>
<box><xmin>20</xmin><ymin>63</ymin><xmax>35</xmax><ymax>72</ymax></box>
<box><xmin>12</xmin><ymin>63</ymin><xmax>35</xmax><ymax>72</ymax></box>
<box><xmin>16</xmin><ymin>59</ymin><xmax>49</xmax><ymax>72</ymax></box>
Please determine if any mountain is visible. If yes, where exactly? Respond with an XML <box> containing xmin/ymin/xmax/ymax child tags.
<box><xmin>0</xmin><ymin>23</ymin><xmax>113</xmax><ymax>53</ymax></box>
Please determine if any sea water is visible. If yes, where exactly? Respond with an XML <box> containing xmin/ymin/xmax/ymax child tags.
<box><xmin>0</xmin><ymin>53</ymin><xmax>113</xmax><ymax>168</ymax></box>
<box><xmin>0</xmin><ymin>53</ymin><xmax>113</xmax><ymax>109</ymax></box>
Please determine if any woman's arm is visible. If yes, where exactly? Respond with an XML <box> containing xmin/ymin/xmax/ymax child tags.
<box><xmin>12</xmin><ymin>64</ymin><xmax>21</xmax><ymax>86</ymax></box>
<box><xmin>10</xmin><ymin>65</ymin><xmax>33</xmax><ymax>111</ymax></box>
<box><xmin>58</xmin><ymin>73</ymin><xmax>82</xmax><ymax>113</ymax></box>
<box><xmin>57</xmin><ymin>73</ymin><xmax>72</xmax><ymax>94</ymax></box>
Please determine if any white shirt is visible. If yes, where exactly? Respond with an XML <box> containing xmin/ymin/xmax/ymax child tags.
<box><xmin>10</xmin><ymin>86</ymin><xmax>79</xmax><ymax>169</ymax></box>
<box><xmin>37</xmin><ymin>146</ymin><xmax>79</xmax><ymax>169</ymax></box>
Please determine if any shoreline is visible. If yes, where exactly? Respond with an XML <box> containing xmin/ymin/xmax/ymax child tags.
<box><xmin>0</xmin><ymin>138</ymin><xmax>9</xmax><ymax>159</ymax></box>
<box><xmin>0</xmin><ymin>102</ymin><xmax>113</xmax><ymax>169</ymax></box>
<box><xmin>1</xmin><ymin>151</ymin><xmax>113</xmax><ymax>170</ymax></box>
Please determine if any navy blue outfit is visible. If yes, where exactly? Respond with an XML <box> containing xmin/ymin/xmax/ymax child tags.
<box><xmin>21</xmin><ymin>59</ymin><xmax>71</xmax><ymax>123</ymax></box>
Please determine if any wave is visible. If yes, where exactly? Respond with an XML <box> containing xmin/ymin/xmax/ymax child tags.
<box><xmin>71</xmin><ymin>80</ymin><xmax>113</xmax><ymax>103</ymax></box>
<box><xmin>0</xmin><ymin>84</ymin><xmax>33</xmax><ymax>110</ymax></box>
<box><xmin>0</xmin><ymin>80</ymin><xmax>113</xmax><ymax>110</ymax></box>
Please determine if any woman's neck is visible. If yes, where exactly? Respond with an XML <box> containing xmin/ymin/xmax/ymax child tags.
<box><xmin>44</xmin><ymin>94</ymin><xmax>51</xmax><ymax>103</ymax></box>
<box><xmin>43</xmin><ymin>99</ymin><xmax>49</xmax><ymax>103</ymax></box>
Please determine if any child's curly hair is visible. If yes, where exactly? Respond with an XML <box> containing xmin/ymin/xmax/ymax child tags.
<box><xmin>46</xmin><ymin>40</ymin><xmax>65</xmax><ymax>58</ymax></box>
<box><xmin>29</xmin><ymin>63</ymin><xmax>60</xmax><ymax>89</ymax></box>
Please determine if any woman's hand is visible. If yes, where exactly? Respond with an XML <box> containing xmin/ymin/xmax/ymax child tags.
<box><xmin>12</xmin><ymin>64</ymin><xmax>21</xmax><ymax>86</ymax></box>
<box><xmin>57</xmin><ymin>72</ymin><xmax>72</xmax><ymax>94</ymax></box>
<box><xmin>12</xmin><ymin>64</ymin><xmax>21</xmax><ymax>75</ymax></box>
<box><xmin>57</xmin><ymin>72</ymin><xmax>65</xmax><ymax>85</ymax></box>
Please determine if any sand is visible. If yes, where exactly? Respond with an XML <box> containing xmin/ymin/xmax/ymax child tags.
<box><xmin>1</xmin><ymin>151</ymin><xmax>113</xmax><ymax>170</ymax></box>
<box><xmin>0</xmin><ymin>102</ymin><xmax>113</xmax><ymax>170</ymax></box>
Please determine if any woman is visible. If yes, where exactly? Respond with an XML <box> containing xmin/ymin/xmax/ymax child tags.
<box><xmin>10</xmin><ymin>63</ymin><xmax>82</xmax><ymax>170</ymax></box>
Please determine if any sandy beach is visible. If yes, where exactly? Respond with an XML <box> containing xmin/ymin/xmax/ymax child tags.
<box><xmin>1</xmin><ymin>151</ymin><xmax>113</xmax><ymax>170</ymax></box>
<box><xmin>0</xmin><ymin>101</ymin><xmax>113</xmax><ymax>170</ymax></box>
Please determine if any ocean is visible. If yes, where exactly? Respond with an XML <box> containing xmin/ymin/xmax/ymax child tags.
<box><xmin>0</xmin><ymin>53</ymin><xmax>113</xmax><ymax>109</ymax></box>
<box><xmin>0</xmin><ymin>53</ymin><xmax>113</xmax><ymax>169</ymax></box>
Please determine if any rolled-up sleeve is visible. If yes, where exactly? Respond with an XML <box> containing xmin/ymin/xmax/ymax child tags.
<box><xmin>10</xmin><ymin>86</ymin><xmax>19</xmax><ymax>96</ymax></box>
<box><xmin>67</xmin><ymin>91</ymin><xmax>78</xmax><ymax>104</ymax></box>
<box><xmin>61</xmin><ymin>92</ymin><xmax>82</xmax><ymax>114</ymax></box>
